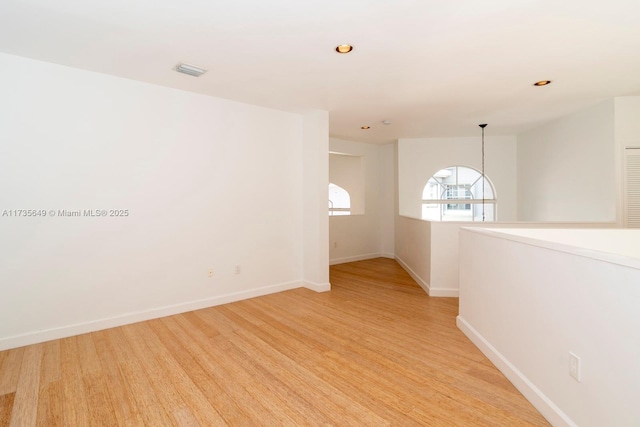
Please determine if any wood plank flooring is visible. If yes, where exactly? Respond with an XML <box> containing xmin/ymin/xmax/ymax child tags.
<box><xmin>0</xmin><ymin>258</ymin><xmax>550</xmax><ymax>426</ymax></box>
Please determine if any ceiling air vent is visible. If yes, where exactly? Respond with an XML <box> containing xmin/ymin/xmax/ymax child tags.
<box><xmin>174</xmin><ymin>63</ymin><xmax>207</xmax><ymax>77</ymax></box>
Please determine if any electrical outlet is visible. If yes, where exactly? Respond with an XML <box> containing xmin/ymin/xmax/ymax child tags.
<box><xmin>569</xmin><ymin>352</ymin><xmax>581</xmax><ymax>382</ymax></box>
<box><xmin>208</xmin><ymin>269</ymin><xmax>213</xmax><ymax>278</ymax></box>
<box><xmin>235</xmin><ymin>265</ymin><xmax>241</xmax><ymax>274</ymax></box>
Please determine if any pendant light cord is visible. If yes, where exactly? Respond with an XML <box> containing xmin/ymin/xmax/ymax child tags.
<box><xmin>479</xmin><ymin>124</ymin><xmax>487</xmax><ymax>222</ymax></box>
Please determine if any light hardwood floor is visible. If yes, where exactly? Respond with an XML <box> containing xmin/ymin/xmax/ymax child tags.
<box><xmin>0</xmin><ymin>258</ymin><xmax>550</xmax><ymax>426</ymax></box>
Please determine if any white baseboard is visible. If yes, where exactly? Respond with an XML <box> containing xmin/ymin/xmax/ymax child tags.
<box><xmin>428</xmin><ymin>288</ymin><xmax>459</xmax><ymax>297</ymax></box>
<box><xmin>394</xmin><ymin>255</ymin><xmax>458</xmax><ymax>297</ymax></box>
<box><xmin>394</xmin><ymin>255</ymin><xmax>430</xmax><ymax>295</ymax></box>
<box><xmin>456</xmin><ymin>316</ymin><xmax>576</xmax><ymax>427</ymax></box>
<box><xmin>381</xmin><ymin>252</ymin><xmax>395</xmax><ymax>259</ymax></box>
<box><xmin>329</xmin><ymin>253</ymin><xmax>383</xmax><ymax>265</ymax></box>
<box><xmin>303</xmin><ymin>281</ymin><xmax>331</xmax><ymax>292</ymax></box>
<box><xmin>0</xmin><ymin>280</ymin><xmax>303</xmax><ymax>351</ymax></box>
<box><xmin>395</xmin><ymin>255</ymin><xmax>431</xmax><ymax>296</ymax></box>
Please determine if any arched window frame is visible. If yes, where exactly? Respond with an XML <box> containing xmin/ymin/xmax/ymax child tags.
<box><xmin>422</xmin><ymin>166</ymin><xmax>497</xmax><ymax>221</ymax></box>
<box><xmin>329</xmin><ymin>183</ymin><xmax>351</xmax><ymax>216</ymax></box>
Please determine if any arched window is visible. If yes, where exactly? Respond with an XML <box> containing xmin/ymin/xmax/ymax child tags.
<box><xmin>329</xmin><ymin>183</ymin><xmax>351</xmax><ymax>216</ymax></box>
<box><xmin>422</xmin><ymin>166</ymin><xmax>496</xmax><ymax>221</ymax></box>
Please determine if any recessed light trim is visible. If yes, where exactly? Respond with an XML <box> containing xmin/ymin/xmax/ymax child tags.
<box><xmin>361</xmin><ymin>125</ymin><xmax>370</xmax><ymax>130</ymax></box>
<box><xmin>336</xmin><ymin>44</ymin><xmax>354</xmax><ymax>54</ymax></box>
<box><xmin>533</xmin><ymin>80</ymin><xmax>552</xmax><ymax>86</ymax></box>
<box><xmin>174</xmin><ymin>63</ymin><xmax>207</xmax><ymax>77</ymax></box>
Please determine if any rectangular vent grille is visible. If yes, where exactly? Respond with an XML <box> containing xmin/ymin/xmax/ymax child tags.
<box><xmin>174</xmin><ymin>63</ymin><xmax>207</xmax><ymax>77</ymax></box>
<box><xmin>625</xmin><ymin>148</ymin><xmax>640</xmax><ymax>227</ymax></box>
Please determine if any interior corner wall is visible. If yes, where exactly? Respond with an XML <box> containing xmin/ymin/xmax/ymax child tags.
<box><xmin>517</xmin><ymin>99</ymin><xmax>616</xmax><ymax>222</ymax></box>
<box><xmin>614</xmin><ymin>96</ymin><xmax>640</xmax><ymax>148</ymax></box>
<box><xmin>328</xmin><ymin>138</ymin><xmax>394</xmax><ymax>264</ymax></box>
<box><xmin>397</xmin><ymin>136</ymin><xmax>518</xmax><ymax>221</ymax></box>
<box><xmin>394</xmin><ymin>215</ymin><xmax>431</xmax><ymax>294</ymax></box>
<box><xmin>302</xmin><ymin>111</ymin><xmax>330</xmax><ymax>289</ymax></box>
<box><xmin>0</xmin><ymin>52</ymin><xmax>309</xmax><ymax>350</ymax></box>
<box><xmin>378</xmin><ymin>143</ymin><xmax>396</xmax><ymax>258</ymax></box>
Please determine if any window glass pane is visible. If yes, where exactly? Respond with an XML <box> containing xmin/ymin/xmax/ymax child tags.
<box><xmin>328</xmin><ymin>183</ymin><xmax>350</xmax><ymax>209</ymax></box>
<box><xmin>442</xmin><ymin>202</ymin><xmax>473</xmax><ymax>221</ymax></box>
<box><xmin>457</xmin><ymin>167</ymin><xmax>481</xmax><ymax>185</ymax></box>
<box><xmin>422</xmin><ymin>166</ymin><xmax>496</xmax><ymax>221</ymax></box>
<box><xmin>424</xmin><ymin>167</ymin><xmax>492</xmax><ymax>201</ymax></box>
<box><xmin>433</xmin><ymin>168</ymin><xmax>453</xmax><ymax>179</ymax></box>
<box><xmin>445</xmin><ymin>185</ymin><xmax>472</xmax><ymax>200</ymax></box>
<box><xmin>422</xmin><ymin>178</ymin><xmax>442</xmax><ymax>199</ymax></box>
<box><xmin>437</xmin><ymin>167</ymin><xmax>457</xmax><ymax>188</ymax></box>
<box><xmin>422</xmin><ymin>203</ymin><xmax>441</xmax><ymax>221</ymax></box>
<box><xmin>473</xmin><ymin>203</ymin><xmax>495</xmax><ymax>221</ymax></box>
<box><xmin>470</xmin><ymin>176</ymin><xmax>494</xmax><ymax>199</ymax></box>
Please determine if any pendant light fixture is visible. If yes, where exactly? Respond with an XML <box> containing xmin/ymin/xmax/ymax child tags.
<box><xmin>479</xmin><ymin>124</ymin><xmax>487</xmax><ymax>222</ymax></box>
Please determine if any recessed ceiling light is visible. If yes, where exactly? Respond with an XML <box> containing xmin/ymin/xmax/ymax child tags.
<box><xmin>382</xmin><ymin>120</ymin><xmax>392</xmax><ymax>125</ymax></box>
<box><xmin>336</xmin><ymin>44</ymin><xmax>354</xmax><ymax>54</ymax></box>
<box><xmin>361</xmin><ymin>125</ymin><xmax>370</xmax><ymax>130</ymax></box>
<box><xmin>174</xmin><ymin>63</ymin><xmax>207</xmax><ymax>77</ymax></box>
<box><xmin>533</xmin><ymin>80</ymin><xmax>552</xmax><ymax>86</ymax></box>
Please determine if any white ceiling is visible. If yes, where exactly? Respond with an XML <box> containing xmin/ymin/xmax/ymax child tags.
<box><xmin>1</xmin><ymin>0</ymin><xmax>639</xmax><ymax>144</ymax></box>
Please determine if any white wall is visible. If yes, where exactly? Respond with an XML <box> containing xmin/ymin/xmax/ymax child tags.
<box><xmin>329</xmin><ymin>153</ymin><xmax>364</xmax><ymax>214</ymax></box>
<box><xmin>0</xmin><ymin>52</ymin><xmax>328</xmax><ymax>350</ymax></box>
<box><xmin>393</xmin><ymin>218</ymin><xmax>616</xmax><ymax>298</ymax></box>
<box><xmin>615</xmin><ymin>96</ymin><xmax>640</xmax><ymax>225</ymax></box>
<box><xmin>328</xmin><ymin>138</ymin><xmax>394</xmax><ymax>264</ymax></box>
<box><xmin>614</xmin><ymin>97</ymin><xmax>640</xmax><ymax>144</ymax></box>
<box><xmin>431</xmin><ymin>221</ymin><xmax>618</xmax><ymax>296</ymax></box>
<box><xmin>393</xmin><ymin>97</ymin><xmax>633</xmax><ymax>299</ymax></box>
<box><xmin>394</xmin><ymin>216</ymin><xmax>431</xmax><ymax>294</ymax></box>
<box><xmin>379</xmin><ymin>143</ymin><xmax>396</xmax><ymax>258</ymax></box>
<box><xmin>458</xmin><ymin>228</ymin><xmax>640</xmax><ymax>427</ymax></box>
<box><xmin>517</xmin><ymin>99</ymin><xmax>616</xmax><ymax>222</ymax></box>
<box><xmin>303</xmin><ymin>111</ymin><xmax>330</xmax><ymax>290</ymax></box>
<box><xmin>395</xmin><ymin>134</ymin><xmax>517</xmax><ymax>296</ymax></box>
<box><xmin>398</xmin><ymin>136</ymin><xmax>518</xmax><ymax>220</ymax></box>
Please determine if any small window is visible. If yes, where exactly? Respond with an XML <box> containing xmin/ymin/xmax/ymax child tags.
<box><xmin>329</xmin><ymin>183</ymin><xmax>350</xmax><ymax>216</ymax></box>
<box><xmin>329</xmin><ymin>152</ymin><xmax>364</xmax><ymax>215</ymax></box>
<box><xmin>422</xmin><ymin>166</ymin><xmax>496</xmax><ymax>221</ymax></box>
